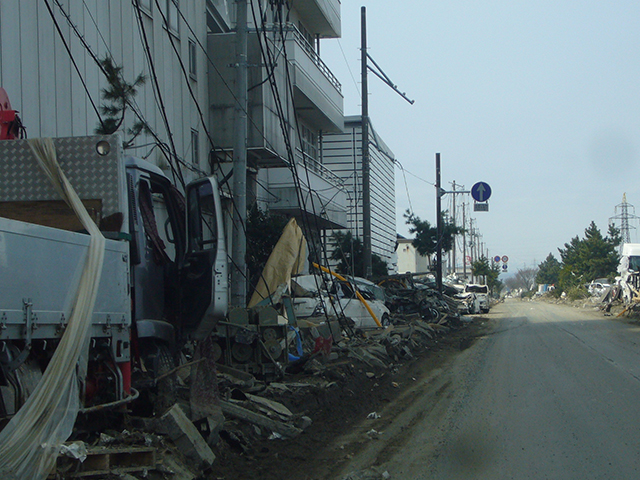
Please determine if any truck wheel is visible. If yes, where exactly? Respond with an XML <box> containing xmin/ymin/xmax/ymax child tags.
<box><xmin>140</xmin><ymin>341</ymin><xmax>177</xmax><ymax>416</ymax></box>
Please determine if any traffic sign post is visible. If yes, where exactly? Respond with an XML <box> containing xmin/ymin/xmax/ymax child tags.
<box><xmin>472</xmin><ymin>181</ymin><xmax>491</xmax><ymax>212</ymax></box>
<box><xmin>471</xmin><ymin>182</ymin><xmax>491</xmax><ymax>202</ymax></box>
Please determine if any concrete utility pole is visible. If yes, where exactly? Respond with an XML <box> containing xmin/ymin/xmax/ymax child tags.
<box><xmin>361</xmin><ymin>6</ymin><xmax>372</xmax><ymax>279</ymax></box>
<box><xmin>231</xmin><ymin>0</ymin><xmax>248</xmax><ymax>308</ymax></box>
<box><xmin>360</xmin><ymin>6</ymin><xmax>414</xmax><ymax>279</ymax></box>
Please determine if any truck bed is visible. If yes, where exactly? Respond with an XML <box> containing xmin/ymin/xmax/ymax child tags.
<box><xmin>0</xmin><ymin>217</ymin><xmax>131</xmax><ymax>351</ymax></box>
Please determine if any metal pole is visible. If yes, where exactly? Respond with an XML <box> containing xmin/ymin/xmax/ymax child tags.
<box><xmin>436</xmin><ymin>153</ymin><xmax>443</xmax><ymax>295</ymax></box>
<box><xmin>462</xmin><ymin>201</ymin><xmax>467</xmax><ymax>279</ymax></box>
<box><xmin>231</xmin><ymin>0</ymin><xmax>248</xmax><ymax>307</ymax></box>
<box><xmin>361</xmin><ymin>6</ymin><xmax>372</xmax><ymax>279</ymax></box>
<box><xmin>451</xmin><ymin>181</ymin><xmax>456</xmax><ymax>278</ymax></box>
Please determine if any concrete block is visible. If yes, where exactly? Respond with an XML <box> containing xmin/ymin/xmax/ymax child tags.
<box><xmin>160</xmin><ymin>404</ymin><xmax>216</xmax><ymax>468</ymax></box>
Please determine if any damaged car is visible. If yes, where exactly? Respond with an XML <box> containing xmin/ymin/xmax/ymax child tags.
<box><xmin>291</xmin><ymin>274</ymin><xmax>390</xmax><ymax>329</ymax></box>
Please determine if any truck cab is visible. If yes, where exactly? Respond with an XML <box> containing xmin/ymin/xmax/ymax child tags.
<box><xmin>0</xmin><ymin>135</ymin><xmax>228</xmax><ymax>413</ymax></box>
<box><xmin>126</xmin><ymin>157</ymin><xmax>228</xmax><ymax>346</ymax></box>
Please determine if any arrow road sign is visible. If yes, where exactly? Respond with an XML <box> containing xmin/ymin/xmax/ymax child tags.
<box><xmin>471</xmin><ymin>182</ymin><xmax>492</xmax><ymax>202</ymax></box>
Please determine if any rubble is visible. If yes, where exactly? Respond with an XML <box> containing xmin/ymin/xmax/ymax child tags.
<box><xmin>159</xmin><ymin>404</ymin><xmax>216</xmax><ymax>468</ymax></box>
<box><xmin>42</xmin><ymin>273</ymin><xmax>479</xmax><ymax>479</ymax></box>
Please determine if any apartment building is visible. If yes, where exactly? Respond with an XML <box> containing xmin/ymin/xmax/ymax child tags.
<box><xmin>0</xmin><ymin>1</ymin><xmax>211</xmax><ymax>183</ymax></box>
<box><xmin>207</xmin><ymin>0</ymin><xmax>348</xmax><ymax>246</ymax></box>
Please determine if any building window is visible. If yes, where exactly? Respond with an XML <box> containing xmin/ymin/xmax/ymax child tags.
<box><xmin>160</xmin><ymin>0</ymin><xmax>179</xmax><ymax>35</ymax></box>
<box><xmin>300</xmin><ymin>124</ymin><xmax>317</xmax><ymax>163</ymax></box>
<box><xmin>188</xmin><ymin>39</ymin><xmax>197</xmax><ymax>78</ymax></box>
<box><xmin>191</xmin><ymin>129</ymin><xmax>199</xmax><ymax>166</ymax></box>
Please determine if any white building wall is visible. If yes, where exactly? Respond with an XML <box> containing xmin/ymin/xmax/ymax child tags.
<box><xmin>322</xmin><ymin>116</ymin><xmax>396</xmax><ymax>266</ymax></box>
<box><xmin>0</xmin><ymin>0</ymin><xmax>209</xmax><ymax>180</ymax></box>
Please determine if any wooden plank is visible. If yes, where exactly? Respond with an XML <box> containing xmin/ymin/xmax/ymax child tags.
<box><xmin>220</xmin><ymin>400</ymin><xmax>302</xmax><ymax>438</ymax></box>
<box><xmin>56</xmin><ymin>446</ymin><xmax>156</xmax><ymax>478</ymax></box>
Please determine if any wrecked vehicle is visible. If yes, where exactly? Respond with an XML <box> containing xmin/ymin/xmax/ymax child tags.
<box><xmin>617</xmin><ymin>243</ymin><xmax>640</xmax><ymax>302</ymax></box>
<box><xmin>464</xmin><ymin>284</ymin><xmax>490</xmax><ymax>313</ymax></box>
<box><xmin>291</xmin><ymin>274</ymin><xmax>391</xmax><ymax>328</ymax></box>
<box><xmin>0</xmin><ymin>135</ymin><xmax>228</xmax><ymax>416</ymax></box>
<box><xmin>587</xmin><ymin>279</ymin><xmax>611</xmax><ymax>297</ymax></box>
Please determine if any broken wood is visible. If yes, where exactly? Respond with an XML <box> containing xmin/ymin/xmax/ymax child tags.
<box><xmin>219</xmin><ymin>400</ymin><xmax>302</xmax><ymax>438</ymax></box>
<box><xmin>56</xmin><ymin>446</ymin><xmax>155</xmax><ymax>477</ymax></box>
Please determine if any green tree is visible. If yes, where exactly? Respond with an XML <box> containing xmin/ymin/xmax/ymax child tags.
<box><xmin>95</xmin><ymin>56</ymin><xmax>148</xmax><ymax>148</ymax></box>
<box><xmin>245</xmin><ymin>205</ymin><xmax>290</xmax><ymax>293</ymax></box>
<box><xmin>330</xmin><ymin>231</ymin><xmax>388</xmax><ymax>278</ymax></box>
<box><xmin>536</xmin><ymin>253</ymin><xmax>561</xmax><ymax>285</ymax></box>
<box><xmin>471</xmin><ymin>256</ymin><xmax>503</xmax><ymax>294</ymax></box>
<box><xmin>404</xmin><ymin>210</ymin><xmax>463</xmax><ymax>259</ymax></box>
<box><xmin>557</xmin><ymin>221</ymin><xmax>620</xmax><ymax>291</ymax></box>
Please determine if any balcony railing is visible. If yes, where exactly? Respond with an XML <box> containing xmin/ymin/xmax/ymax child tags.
<box><xmin>296</xmin><ymin>147</ymin><xmax>345</xmax><ymax>189</ymax></box>
<box><xmin>288</xmin><ymin>24</ymin><xmax>341</xmax><ymax>93</ymax></box>
<box><xmin>260</xmin><ymin>23</ymin><xmax>342</xmax><ymax>93</ymax></box>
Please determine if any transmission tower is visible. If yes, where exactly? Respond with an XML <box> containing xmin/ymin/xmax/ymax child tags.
<box><xmin>609</xmin><ymin>193</ymin><xmax>639</xmax><ymax>244</ymax></box>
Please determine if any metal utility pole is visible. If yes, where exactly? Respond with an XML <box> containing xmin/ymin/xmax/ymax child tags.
<box><xmin>462</xmin><ymin>201</ymin><xmax>467</xmax><ymax>278</ymax></box>
<box><xmin>436</xmin><ymin>153</ymin><xmax>443</xmax><ymax>295</ymax></box>
<box><xmin>451</xmin><ymin>181</ymin><xmax>457</xmax><ymax>277</ymax></box>
<box><xmin>361</xmin><ymin>6</ymin><xmax>372</xmax><ymax>279</ymax></box>
<box><xmin>231</xmin><ymin>0</ymin><xmax>248</xmax><ymax>308</ymax></box>
<box><xmin>610</xmin><ymin>193</ymin><xmax>639</xmax><ymax>246</ymax></box>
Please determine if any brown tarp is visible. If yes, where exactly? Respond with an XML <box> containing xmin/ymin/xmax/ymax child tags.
<box><xmin>248</xmin><ymin>218</ymin><xmax>307</xmax><ymax>308</ymax></box>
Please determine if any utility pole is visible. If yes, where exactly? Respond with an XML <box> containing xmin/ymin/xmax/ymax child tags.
<box><xmin>361</xmin><ymin>6</ymin><xmax>372</xmax><ymax>279</ymax></box>
<box><xmin>436</xmin><ymin>153</ymin><xmax>443</xmax><ymax>295</ymax></box>
<box><xmin>462</xmin><ymin>201</ymin><xmax>467</xmax><ymax>279</ymax></box>
<box><xmin>231</xmin><ymin>0</ymin><xmax>248</xmax><ymax>308</ymax></box>
<box><xmin>359</xmin><ymin>6</ymin><xmax>414</xmax><ymax>279</ymax></box>
<box><xmin>451</xmin><ymin>181</ymin><xmax>456</xmax><ymax>278</ymax></box>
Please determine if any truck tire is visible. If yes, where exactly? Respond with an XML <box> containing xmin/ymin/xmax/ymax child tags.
<box><xmin>139</xmin><ymin>341</ymin><xmax>177</xmax><ymax>416</ymax></box>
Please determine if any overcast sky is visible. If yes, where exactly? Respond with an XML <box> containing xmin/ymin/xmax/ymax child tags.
<box><xmin>322</xmin><ymin>1</ymin><xmax>640</xmax><ymax>273</ymax></box>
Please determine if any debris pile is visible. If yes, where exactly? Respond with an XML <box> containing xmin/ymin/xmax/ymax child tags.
<box><xmin>49</xmin><ymin>276</ymin><xmax>473</xmax><ymax>479</ymax></box>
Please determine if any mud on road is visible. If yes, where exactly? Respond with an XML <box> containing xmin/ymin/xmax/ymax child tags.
<box><xmin>210</xmin><ymin>316</ymin><xmax>495</xmax><ymax>480</ymax></box>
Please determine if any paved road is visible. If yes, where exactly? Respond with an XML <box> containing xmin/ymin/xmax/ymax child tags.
<box><xmin>341</xmin><ymin>299</ymin><xmax>640</xmax><ymax>479</ymax></box>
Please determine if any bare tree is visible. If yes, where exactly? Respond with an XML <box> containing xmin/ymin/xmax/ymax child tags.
<box><xmin>506</xmin><ymin>267</ymin><xmax>539</xmax><ymax>292</ymax></box>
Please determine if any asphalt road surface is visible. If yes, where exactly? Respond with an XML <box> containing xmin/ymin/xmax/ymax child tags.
<box><xmin>337</xmin><ymin>299</ymin><xmax>640</xmax><ymax>480</ymax></box>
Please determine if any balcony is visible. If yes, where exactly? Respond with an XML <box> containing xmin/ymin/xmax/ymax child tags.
<box><xmin>284</xmin><ymin>25</ymin><xmax>344</xmax><ymax>133</ymax></box>
<box><xmin>290</xmin><ymin>0</ymin><xmax>341</xmax><ymax>38</ymax></box>
<box><xmin>266</xmin><ymin>151</ymin><xmax>348</xmax><ymax>229</ymax></box>
<box><xmin>208</xmin><ymin>27</ymin><xmax>343</xmax><ymax>169</ymax></box>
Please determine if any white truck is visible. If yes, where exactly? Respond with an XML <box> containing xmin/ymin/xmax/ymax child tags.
<box><xmin>0</xmin><ymin>135</ymin><xmax>228</xmax><ymax>416</ymax></box>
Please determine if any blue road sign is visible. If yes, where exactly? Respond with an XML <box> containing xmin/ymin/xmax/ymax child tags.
<box><xmin>471</xmin><ymin>182</ymin><xmax>492</xmax><ymax>202</ymax></box>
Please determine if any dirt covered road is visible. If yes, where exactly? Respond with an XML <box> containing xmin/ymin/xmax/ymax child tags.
<box><xmin>328</xmin><ymin>299</ymin><xmax>640</xmax><ymax>480</ymax></box>
<box><xmin>210</xmin><ymin>314</ymin><xmax>492</xmax><ymax>480</ymax></box>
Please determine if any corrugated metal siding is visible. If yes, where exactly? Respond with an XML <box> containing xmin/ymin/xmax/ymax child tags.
<box><xmin>0</xmin><ymin>1</ymin><xmax>208</xmax><ymax>174</ymax></box>
<box><xmin>322</xmin><ymin>121</ymin><xmax>397</xmax><ymax>264</ymax></box>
